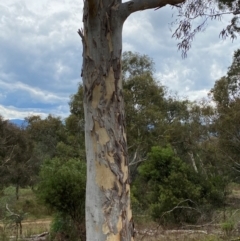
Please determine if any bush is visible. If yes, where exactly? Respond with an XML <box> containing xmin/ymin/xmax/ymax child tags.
<box><xmin>132</xmin><ymin>145</ymin><xmax>227</xmax><ymax>224</ymax></box>
<box><xmin>38</xmin><ymin>158</ymin><xmax>86</xmax><ymax>240</ymax></box>
<box><xmin>50</xmin><ymin>213</ymin><xmax>80</xmax><ymax>241</ymax></box>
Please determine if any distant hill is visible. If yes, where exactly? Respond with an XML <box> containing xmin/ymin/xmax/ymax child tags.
<box><xmin>10</xmin><ymin>119</ymin><xmax>26</xmax><ymax>127</ymax></box>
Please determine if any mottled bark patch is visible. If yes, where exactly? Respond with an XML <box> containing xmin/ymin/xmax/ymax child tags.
<box><xmin>82</xmin><ymin>1</ymin><xmax>134</xmax><ymax>240</ymax></box>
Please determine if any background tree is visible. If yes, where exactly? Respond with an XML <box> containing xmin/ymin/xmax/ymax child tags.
<box><xmin>210</xmin><ymin>49</ymin><xmax>240</xmax><ymax>178</ymax></box>
<box><xmin>0</xmin><ymin>117</ymin><xmax>35</xmax><ymax>199</ymax></box>
<box><xmin>122</xmin><ymin>52</ymin><xmax>205</xmax><ymax>179</ymax></box>
<box><xmin>25</xmin><ymin>115</ymin><xmax>66</xmax><ymax>161</ymax></box>
<box><xmin>122</xmin><ymin>52</ymin><xmax>166</xmax><ymax>174</ymax></box>
<box><xmin>65</xmin><ymin>85</ymin><xmax>86</xmax><ymax>160</ymax></box>
<box><xmin>217</xmin><ymin>0</ymin><xmax>240</xmax><ymax>39</ymax></box>
<box><xmin>132</xmin><ymin>145</ymin><xmax>227</xmax><ymax>224</ymax></box>
<box><xmin>122</xmin><ymin>54</ymin><xmax>219</xmax><ymax>180</ymax></box>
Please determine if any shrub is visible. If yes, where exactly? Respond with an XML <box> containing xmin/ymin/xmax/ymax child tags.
<box><xmin>50</xmin><ymin>212</ymin><xmax>79</xmax><ymax>241</ymax></box>
<box><xmin>132</xmin><ymin>145</ymin><xmax>227</xmax><ymax>224</ymax></box>
<box><xmin>38</xmin><ymin>158</ymin><xmax>86</xmax><ymax>240</ymax></box>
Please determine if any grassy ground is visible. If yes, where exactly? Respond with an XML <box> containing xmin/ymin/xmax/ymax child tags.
<box><xmin>134</xmin><ymin>183</ymin><xmax>240</xmax><ymax>241</ymax></box>
<box><xmin>134</xmin><ymin>220</ymin><xmax>238</xmax><ymax>241</ymax></box>
<box><xmin>0</xmin><ymin>221</ymin><xmax>50</xmax><ymax>241</ymax></box>
<box><xmin>1</xmin><ymin>185</ymin><xmax>240</xmax><ymax>240</ymax></box>
<box><xmin>0</xmin><ymin>186</ymin><xmax>51</xmax><ymax>240</ymax></box>
<box><xmin>0</xmin><ymin>186</ymin><xmax>51</xmax><ymax>219</ymax></box>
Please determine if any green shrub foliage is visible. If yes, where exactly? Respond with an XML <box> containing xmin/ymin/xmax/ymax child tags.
<box><xmin>50</xmin><ymin>212</ymin><xmax>81</xmax><ymax>241</ymax></box>
<box><xmin>132</xmin><ymin>145</ymin><xmax>227</xmax><ymax>224</ymax></box>
<box><xmin>38</xmin><ymin>158</ymin><xmax>86</xmax><ymax>240</ymax></box>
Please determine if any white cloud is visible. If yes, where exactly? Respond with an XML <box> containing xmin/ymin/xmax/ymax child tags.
<box><xmin>0</xmin><ymin>104</ymin><xmax>70</xmax><ymax>120</ymax></box>
<box><xmin>210</xmin><ymin>62</ymin><xmax>226</xmax><ymax>81</ymax></box>
<box><xmin>0</xmin><ymin>105</ymin><xmax>48</xmax><ymax>120</ymax></box>
<box><xmin>183</xmin><ymin>89</ymin><xmax>210</xmax><ymax>102</ymax></box>
<box><xmin>0</xmin><ymin>80</ymin><xmax>68</xmax><ymax>104</ymax></box>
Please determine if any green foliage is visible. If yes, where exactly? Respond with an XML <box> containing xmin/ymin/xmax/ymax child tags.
<box><xmin>122</xmin><ymin>51</ymin><xmax>155</xmax><ymax>81</ymax></box>
<box><xmin>124</xmin><ymin>72</ymin><xmax>166</xmax><ymax>155</ymax></box>
<box><xmin>136</xmin><ymin>146</ymin><xmax>201</xmax><ymax>223</ymax></box>
<box><xmin>0</xmin><ymin>186</ymin><xmax>15</xmax><ymax>219</ymax></box>
<box><xmin>50</xmin><ymin>213</ymin><xmax>80</xmax><ymax>241</ymax></box>
<box><xmin>64</xmin><ymin>115</ymin><xmax>85</xmax><ymax>161</ymax></box>
<box><xmin>120</xmin><ymin>51</ymin><xmax>232</xmax><ymax>225</ymax></box>
<box><xmin>218</xmin><ymin>0</ymin><xmax>240</xmax><ymax>10</ymax></box>
<box><xmin>69</xmin><ymin>85</ymin><xmax>84</xmax><ymax>119</ymax></box>
<box><xmin>132</xmin><ymin>146</ymin><xmax>227</xmax><ymax>224</ymax></box>
<box><xmin>121</xmin><ymin>52</ymin><xmax>220</xmax><ymax>185</ymax></box>
<box><xmin>25</xmin><ymin>115</ymin><xmax>66</xmax><ymax>161</ymax></box>
<box><xmin>0</xmin><ymin>186</ymin><xmax>50</xmax><ymax>222</ymax></box>
<box><xmin>214</xmin><ymin>1</ymin><xmax>240</xmax><ymax>41</ymax></box>
<box><xmin>221</xmin><ymin>219</ymin><xmax>235</xmax><ymax>236</ymax></box>
<box><xmin>38</xmin><ymin>158</ymin><xmax>86</xmax><ymax>224</ymax></box>
<box><xmin>38</xmin><ymin>157</ymin><xmax>86</xmax><ymax>240</ymax></box>
<box><xmin>0</xmin><ymin>117</ymin><xmax>35</xmax><ymax>199</ymax></box>
<box><xmin>209</xmin><ymin>49</ymin><xmax>240</xmax><ymax>180</ymax></box>
<box><xmin>122</xmin><ymin>51</ymin><xmax>181</xmax><ymax>179</ymax></box>
<box><xmin>66</xmin><ymin>86</ymin><xmax>87</xmax><ymax>161</ymax></box>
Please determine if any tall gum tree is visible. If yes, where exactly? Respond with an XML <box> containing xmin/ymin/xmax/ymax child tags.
<box><xmin>78</xmin><ymin>0</ymin><xmax>238</xmax><ymax>240</ymax></box>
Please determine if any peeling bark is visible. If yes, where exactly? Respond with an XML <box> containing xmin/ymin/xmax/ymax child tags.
<box><xmin>81</xmin><ymin>1</ymin><xmax>134</xmax><ymax>240</ymax></box>
<box><xmin>80</xmin><ymin>0</ymin><xmax>186</xmax><ymax>240</ymax></box>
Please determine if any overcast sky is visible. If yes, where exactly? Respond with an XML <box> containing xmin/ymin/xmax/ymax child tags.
<box><xmin>0</xmin><ymin>0</ymin><xmax>239</xmax><ymax>120</ymax></box>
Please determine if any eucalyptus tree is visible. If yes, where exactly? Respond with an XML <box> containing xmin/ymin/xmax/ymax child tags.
<box><xmin>25</xmin><ymin>115</ymin><xmax>66</xmax><ymax>161</ymax></box>
<box><xmin>79</xmin><ymin>1</ymin><xmax>240</xmax><ymax>240</ymax></box>
<box><xmin>0</xmin><ymin>117</ymin><xmax>34</xmax><ymax>199</ymax></box>
<box><xmin>67</xmin><ymin>86</ymin><xmax>86</xmax><ymax>160</ymax></box>
<box><xmin>122</xmin><ymin>52</ymin><xmax>167</xmax><ymax>176</ymax></box>
<box><xmin>210</xmin><ymin>49</ymin><xmax>240</xmax><ymax>171</ymax></box>
<box><xmin>217</xmin><ymin>0</ymin><xmax>240</xmax><ymax>39</ymax></box>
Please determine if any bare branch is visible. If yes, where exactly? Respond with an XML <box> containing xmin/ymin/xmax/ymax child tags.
<box><xmin>2</xmin><ymin>145</ymin><xmax>16</xmax><ymax>166</ymax></box>
<box><xmin>120</xmin><ymin>0</ymin><xmax>186</xmax><ymax>20</ymax></box>
<box><xmin>129</xmin><ymin>157</ymin><xmax>147</xmax><ymax>166</ymax></box>
<box><xmin>6</xmin><ymin>204</ymin><xmax>14</xmax><ymax>216</ymax></box>
<box><xmin>161</xmin><ymin>199</ymin><xmax>201</xmax><ymax>218</ymax></box>
<box><xmin>188</xmin><ymin>151</ymin><xmax>198</xmax><ymax>173</ymax></box>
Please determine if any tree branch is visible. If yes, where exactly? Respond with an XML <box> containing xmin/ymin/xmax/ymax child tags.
<box><xmin>161</xmin><ymin>199</ymin><xmax>201</xmax><ymax>218</ymax></box>
<box><xmin>120</xmin><ymin>0</ymin><xmax>186</xmax><ymax>20</ymax></box>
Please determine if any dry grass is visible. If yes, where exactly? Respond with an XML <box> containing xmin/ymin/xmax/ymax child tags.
<box><xmin>134</xmin><ymin>223</ymin><xmax>230</xmax><ymax>241</ymax></box>
<box><xmin>21</xmin><ymin>219</ymin><xmax>51</xmax><ymax>237</ymax></box>
<box><xmin>0</xmin><ymin>187</ymin><xmax>51</xmax><ymax>240</ymax></box>
<box><xmin>135</xmin><ymin>232</ymin><xmax>220</xmax><ymax>241</ymax></box>
<box><xmin>2</xmin><ymin>184</ymin><xmax>240</xmax><ymax>240</ymax></box>
<box><xmin>0</xmin><ymin>219</ymin><xmax>51</xmax><ymax>240</ymax></box>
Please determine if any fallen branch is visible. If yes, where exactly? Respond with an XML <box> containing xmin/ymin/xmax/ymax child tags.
<box><xmin>165</xmin><ymin>229</ymin><xmax>207</xmax><ymax>235</ymax></box>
